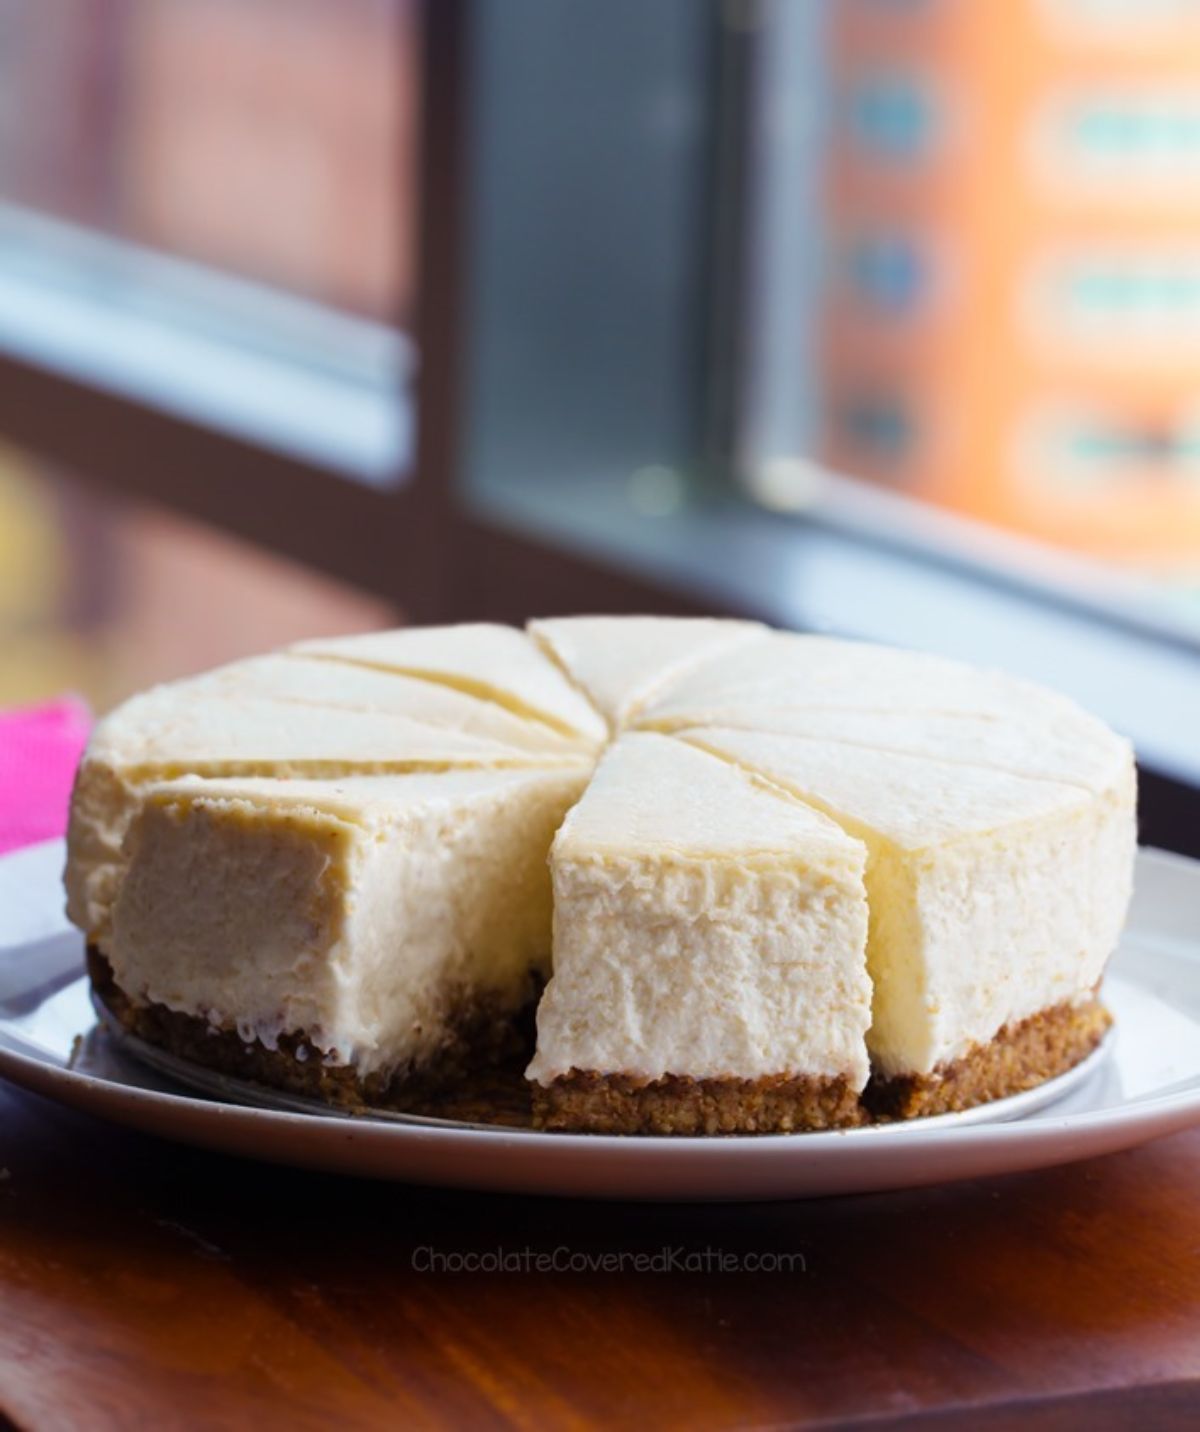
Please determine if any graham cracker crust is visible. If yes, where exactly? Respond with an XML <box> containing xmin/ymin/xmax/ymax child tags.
<box><xmin>531</xmin><ymin>1070</ymin><xmax>865</xmax><ymax>1135</ymax></box>
<box><xmin>865</xmin><ymin>995</ymin><xmax>1111</xmax><ymax>1120</ymax></box>
<box><xmin>532</xmin><ymin>996</ymin><xmax>1110</xmax><ymax>1133</ymax></box>
<box><xmin>87</xmin><ymin>948</ymin><xmax>538</xmax><ymax>1123</ymax></box>
<box><xmin>90</xmin><ymin>950</ymin><xmax>1110</xmax><ymax>1133</ymax></box>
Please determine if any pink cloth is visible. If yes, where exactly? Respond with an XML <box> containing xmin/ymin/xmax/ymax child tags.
<box><xmin>0</xmin><ymin>698</ymin><xmax>91</xmax><ymax>855</ymax></box>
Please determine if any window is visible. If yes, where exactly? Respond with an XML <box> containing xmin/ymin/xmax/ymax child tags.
<box><xmin>0</xmin><ymin>0</ymin><xmax>416</xmax><ymax>318</ymax></box>
<box><xmin>1</xmin><ymin>0</ymin><xmax>1196</xmax><ymax>854</ymax></box>
<box><xmin>0</xmin><ymin>0</ymin><xmax>417</xmax><ymax>484</ymax></box>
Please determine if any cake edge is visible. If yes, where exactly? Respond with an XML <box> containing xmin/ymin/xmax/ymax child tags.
<box><xmin>530</xmin><ymin>1070</ymin><xmax>866</xmax><ymax>1135</ymax></box>
<box><xmin>864</xmin><ymin>993</ymin><xmax>1111</xmax><ymax>1120</ymax></box>
<box><xmin>87</xmin><ymin>947</ymin><xmax>538</xmax><ymax>1111</ymax></box>
<box><xmin>90</xmin><ymin>949</ymin><xmax>1111</xmax><ymax>1132</ymax></box>
<box><xmin>532</xmin><ymin>994</ymin><xmax>1111</xmax><ymax>1134</ymax></box>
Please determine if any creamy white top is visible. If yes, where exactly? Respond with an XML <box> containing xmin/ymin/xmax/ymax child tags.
<box><xmin>638</xmin><ymin>632</ymin><xmax>1090</xmax><ymax>729</ymax></box>
<box><xmin>88</xmin><ymin>688</ymin><xmax>544</xmax><ymax>773</ymax></box>
<box><xmin>189</xmin><ymin>654</ymin><xmax>589</xmax><ymax>754</ymax></box>
<box><xmin>292</xmin><ymin>623</ymin><xmax>607</xmax><ymax>743</ymax></box>
<box><xmin>664</xmin><ymin>705</ymin><xmax>1129</xmax><ymax>794</ymax></box>
<box><xmin>529</xmin><ymin>615</ymin><xmax>764</xmax><ymax>727</ymax></box>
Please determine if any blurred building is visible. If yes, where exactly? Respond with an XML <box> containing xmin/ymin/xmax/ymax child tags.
<box><xmin>0</xmin><ymin>0</ymin><xmax>415</xmax><ymax>320</ymax></box>
<box><xmin>121</xmin><ymin>0</ymin><xmax>415</xmax><ymax>320</ymax></box>
<box><xmin>0</xmin><ymin>0</ymin><xmax>411</xmax><ymax>708</ymax></box>
<box><xmin>821</xmin><ymin>0</ymin><xmax>1200</xmax><ymax>570</ymax></box>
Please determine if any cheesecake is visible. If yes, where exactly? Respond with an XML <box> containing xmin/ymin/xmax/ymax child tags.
<box><xmin>527</xmin><ymin>734</ymin><xmax>872</xmax><ymax>1133</ymax></box>
<box><xmin>100</xmin><ymin>769</ymin><xmax>587</xmax><ymax>1100</ymax></box>
<box><xmin>66</xmin><ymin>682</ymin><xmax>577</xmax><ymax>950</ymax></box>
<box><xmin>684</xmin><ymin>729</ymin><xmax>1132</xmax><ymax>1116</ymax></box>
<box><xmin>529</xmin><ymin>615</ymin><xmax>765</xmax><ymax>728</ymax></box>
<box><xmin>637</xmin><ymin>631</ymin><xmax>1090</xmax><ymax>729</ymax></box>
<box><xmin>65</xmin><ymin>617</ymin><xmax>1136</xmax><ymax>1132</ymax></box>
<box><xmin>187</xmin><ymin>653</ymin><xmax>595</xmax><ymax>755</ymax></box>
<box><xmin>291</xmin><ymin>623</ymin><xmax>608</xmax><ymax>745</ymax></box>
<box><xmin>664</xmin><ymin>704</ymin><xmax>1130</xmax><ymax>792</ymax></box>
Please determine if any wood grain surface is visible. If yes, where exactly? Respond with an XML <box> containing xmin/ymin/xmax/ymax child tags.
<box><xmin>1</xmin><ymin>1082</ymin><xmax>1198</xmax><ymax>1431</ymax></box>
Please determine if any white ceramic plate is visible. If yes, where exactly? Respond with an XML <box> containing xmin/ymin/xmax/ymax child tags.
<box><xmin>2</xmin><ymin>839</ymin><xmax>1199</xmax><ymax>1202</ymax></box>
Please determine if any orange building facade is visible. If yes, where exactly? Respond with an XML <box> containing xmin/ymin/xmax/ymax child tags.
<box><xmin>821</xmin><ymin>0</ymin><xmax>1200</xmax><ymax>570</ymax></box>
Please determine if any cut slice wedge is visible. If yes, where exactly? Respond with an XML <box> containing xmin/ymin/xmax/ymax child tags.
<box><xmin>685</xmin><ymin>729</ymin><xmax>1133</xmax><ymax>1112</ymax></box>
<box><xmin>186</xmin><ymin>653</ymin><xmax>586</xmax><ymax>755</ymax></box>
<box><xmin>66</xmin><ymin>686</ymin><xmax>589</xmax><ymax>945</ymax></box>
<box><xmin>527</xmin><ymin>733</ymin><xmax>872</xmax><ymax>1134</ymax></box>
<box><xmin>528</xmin><ymin>615</ymin><xmax>765</xmax><ymax>728</ymax></box>
<box><xmin>105</xmin><ymin>768</ymin><xmax>589</xmax><ymax>1099</ymax></box>
<box><xmin>637</xmin><ymin>633</ymin><xmax>1086</xmax><ymax>731</ymax></box>
<box><xmin>658</xmin><ymin>704</ymin><xmax>1131</xmax><ymax>795</ymax></box>
<box><xmin>292</xmin><ymin>624</ymin><xmax>607</xmax><ymax>745</ymax></box>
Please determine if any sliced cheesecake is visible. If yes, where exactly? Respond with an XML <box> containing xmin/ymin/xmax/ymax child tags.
<box><xmin>528</xmin><ymin>615</ymin><xmax>765</xmax><ymax>729</ymax></box>
<box><xmin>637</xmin><ymin>632</ymin><xmax>1088</xmax><ymax>731</ymax></box>
<box><xmin>527</xmin><ymin>734</ymin><xmax>872</xmax><ymax>1134</ymax></box>
<box><xmin>662</xmin><ymin>704</ymin><xmax>1131</xmax><ymax>793</ymax></box>
<box><xmin>64</xmin><ymin>618</ymin><xmax>1138</xmax><ymax>1133</ymax></box>
<box><xmin>684</xmin><ymin>729</ymin><xmax>1132</xmax><ymax>1116</ymax></box>
<box><xmin>292</xmin><ymin>623</ymin><xmax>608</xmax><ymax>746</ymax></box>
<box><xmin>66</xmin><ymin>684</ymin><xmax>583</xmax><ymax>948</ymax></box>
<box><xmin>100</xmin><ymin>768</ymin><xmax>589</xmax><ymax>1102</ymax></box>
<box><xmin>188</xmin><ymin>653</ymin><xmax>591</xmax><ymax>755</ymax></box>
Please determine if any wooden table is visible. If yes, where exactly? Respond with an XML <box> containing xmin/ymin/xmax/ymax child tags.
<box><xmin>2</xmin><ymin>1082</ymin><xmax>1198</xmax><ymax>1430</ymax></box>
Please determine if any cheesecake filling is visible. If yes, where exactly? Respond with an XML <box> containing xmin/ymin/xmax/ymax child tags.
<box><xmin>526</xmin><ymin>736</ymin><xmax>874</xmax><ymax>1118</ymax></box>
<box><xmin>107</xmin><ymin>769</ymin><xmax>587</xmax><ymax>1079</ymax></box>
<box><xmin>292</xmin><ymin>623</ymin><xmax>608</xmax><ymax>744</ymax></box>
<box><xmin>684</xmin><ymin>729</ymin><xmax>1136</xmax><ymax>1081</ymax></box>
<box><xmin>184</xmin><ymin>653</ymin><xmax>593</xmax><ymax>755</ymax></box>
<box><xmin>528</xmin><ymin>615</ymin><xmax>766</xmax><ymax>728</ymax></box>
<box><xmin>528</xmin><ymin>854</ymin><xmax>872</xmax><ymax>1089</ymax></box>
<box><xmin>65</xmin><ymin>687</ymin><xmax>582</xmax><ymax>946</ymax></box>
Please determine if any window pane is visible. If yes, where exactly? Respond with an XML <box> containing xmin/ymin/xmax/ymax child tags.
<box><xmin>0</xmin><ymin>0</ymin><xmax>417</xmax><ymax>322</ymax></box>
<box><xmin>740</xmin><ymin>0</ymin><xmax>1200</xmax><ymax>635</ymax></box>
<box><xmin>463</xmin><ymin>0</ymin><xmax>715</xmax><ymax>516</ymax></box>
<box><xmin>0</xmin><ymin>0</ymin><xmax>416</xmax><ymax>483</ymax></box>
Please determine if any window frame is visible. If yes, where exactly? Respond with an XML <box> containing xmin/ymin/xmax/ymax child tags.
<box><xmin>0</xmin><ymin>0</ymin><xmax>1196</xmax><ymax>855</ymax></box>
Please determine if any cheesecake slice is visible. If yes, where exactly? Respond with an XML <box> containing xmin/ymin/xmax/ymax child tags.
<box><xmin>292</xmin><ymin>623</ymin><xmax>608</xmax><ymax>745</ymax></box>
<box><xmin>188</xmin><ymin>653</ymin><xmax>591</xmax><ymax>755</ymax></box>
<box><xmin>528</xmin><ymin>615</ymin><xmax>765</xmax><ymax>728</ymax></box>
<box><xmin>527</xmin><ymin>733</ymin><xmax>872</xmax><ymax>1134</ymax></box>
<box><xmin>66</xmin><ymin>685</ymin><xmax>580</xmax><ymax>948</ymax></box>
<box><xmin>685</xmin><ymin>729</ymin><xmax>1132</xmax><ymax>1116</ymax></box>
<box><xmin>101</xmin><ymin>768</ymin><xmax>589</xmax><ymax>1102</ymax></box>
<box><xmin>637</xmin><ymin>632</ymin><xmax>1085</xmax><ymax>731</ymax></box>
<box><xmin>654</xmin><ymin>704</ymin><xmax>1132</xmax><ymax>795</ymax></box>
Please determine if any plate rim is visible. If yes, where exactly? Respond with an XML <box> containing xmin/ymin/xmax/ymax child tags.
<box><xmin>81</xmin><ymin>986</ymin><xmax>1120</xmax><ymax>1141</ymax></box>
<box><xmin>3</xmin><ymin>1002</ymin><xmax>1199</xmax><ymax>1158</ymax></box>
